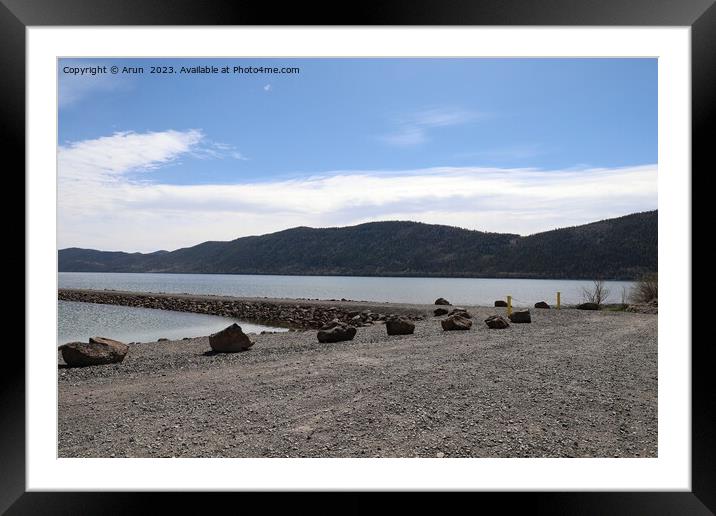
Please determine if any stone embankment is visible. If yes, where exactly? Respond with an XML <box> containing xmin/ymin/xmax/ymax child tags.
<box><xmin>58</xmin><ymin>289</ymin><xmax>426</xmax><ymax>330</ymax></box>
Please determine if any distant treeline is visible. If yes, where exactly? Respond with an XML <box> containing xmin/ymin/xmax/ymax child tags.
<box><xmin>59</xmin><ymin>210</ymin><xmax>657</xmax><ymax>280</ymax></box>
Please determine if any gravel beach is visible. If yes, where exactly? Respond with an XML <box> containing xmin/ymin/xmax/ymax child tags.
<box><xmin>58</xmin><ymin>299</ymin><xmax>657</xmax><ymax>458</ymax></box>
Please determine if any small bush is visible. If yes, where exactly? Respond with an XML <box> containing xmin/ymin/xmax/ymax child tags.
<box><xmin>630</xmin><ymin>273</ymin><xmax>658</xmax><ymax>304</ymax></box>
<box><xmin>581</xmin><ymin>279</ymin><xmax>611</xmax><ymax>306</ymax></box>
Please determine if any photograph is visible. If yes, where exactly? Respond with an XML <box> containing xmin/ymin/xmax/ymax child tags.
<box><xmin>56</xmin><ymin>57</ymin><xmax>659</xmax><ymax>459</ymax></box>
<box><xmin>4</xmin><ymin>0</ymin><xmax>706</xmax><ymax>507</ymax></box>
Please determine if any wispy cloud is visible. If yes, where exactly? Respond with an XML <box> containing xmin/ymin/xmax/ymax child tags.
<box><xmin>191</xmin><ymin>141</ymin><xmax>248</xmax><ymax>161</ymax></box>
<box><xmin>58</xmin><ymin>129</ymin><xmax>657</xmax><ymax>252</ymax></box>
<box><xmin>381</xmin><ymin>107</ymin><xmax>481</xmax><ymax>147</ymax></box>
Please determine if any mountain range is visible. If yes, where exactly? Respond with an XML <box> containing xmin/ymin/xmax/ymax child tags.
<box><xmin>58</xmin><ymin>210</ymin><xmax>657</xmax><ymax>280</ymax></box>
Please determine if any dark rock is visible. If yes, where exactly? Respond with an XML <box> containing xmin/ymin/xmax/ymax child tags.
<box><xmin>385</xmin><ymin>317</ymin><xmax>415</xmax><ymax>335</ymax></box>
<box><xmin>433</xmin><ymin>307</ymin><xmax>449</xmax><ymax>316</ymax></box>
<box><xmin>320</xmin><ymin>319</ymin><xmax>342</xmax><ymax>330</ymax></box>
<box><xmin>157</xmin><ymin>338</ymin><xmax>169</xmax><ymax>341</ymax></box>
<box><xmin>448</xmin><ymin>308</ymin><xmax>472</xmax><ymax>319</ymax></box>
<box><xmin>435</xmin><ymin>297</ymin><xmax>451</xmax><ymax>306</ymax></box>
<box><xmin>441</xmin><ymin>315</ymin><xmax>472</xmax><ymax>331</ymax></box>
<box><xmin>484</xmin><ymin>315</ymin><xmax>510</xmax><ymax>329</ymax></box>
<box><xmin>534</xmin><ymin>301</ymin><xmax>550</xmax><ymax>309</ymax></box>
<box><xmin>577</xmin><ymin>302</ymin><xmax>599</xmax><ymax>310</ymax></box>
<box><xmin>209</xmin><ymin>323</ymin><xmax>254</xmax><ymax>352</ymax></box>
<box><xmin>317</xmin><ymin>322</ymin><xmax>357</xmax><ymax>343</ymax></box>
<box><xmin>60</xmin><ymin>337</ymin><xmax>129</xmax><ymax>367</ymax></box>
<box><xmin>494</xmin><ymin>300</ymin><xmax>508</xmax><ymax>307</ymax></box>
<box><xmin>508</xmin><ymin>309</ymin><xmax>532</xmax><ymax>323</ymax></box>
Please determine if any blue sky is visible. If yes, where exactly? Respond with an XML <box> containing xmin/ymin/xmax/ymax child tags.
<box><xmin>58</xmin><ymin>58</ymin><xmax>657</xmax><ymax>252</ymax></box>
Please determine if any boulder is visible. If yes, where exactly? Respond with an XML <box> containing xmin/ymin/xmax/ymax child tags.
<box><xmin>484</xmin><ymin>315</ymin><xmax>510</xmax><ymax>329</ymax></box>
<box><xmin>448</xmin><ymin>308</ymin><xmax>472</xmax><ymax>319</ymax></box>
<box><xmin>317</xmin><ymin>321</ymin><xmax>357</xmax><ymax>343</ymax></box>
<box><xmin>385</xmin><ymin>317</ymin><xmax>415</xmax><ymax>335</ymax></box>
<box><xmin>577</xmin><ymin>302</ymin><xmax>599</xmax><ymax>310</ymax></box>
<box><xmin>433</xmin><ymin>307</ymin><xmax>449</xmax><ymax>316</ymax></box>
<box><xmin>534</xmin><ymin>301</ymin><xmax>550</xmax><ymax>309</ymax></box>
<box><xmin>494</xmin><ymin>300</ymin><xmax>508</xmax><ymax>307</ymax></box>
<box><xmin>209</xmin><ymin>323</ymin><xmax>254</xmax><ymax>352</ymax></box>
<box><xmin>321</xmin><ymin>319</ymin><xmax>342</xmax><ymax>330</ymax></box>
<box><xmin>441</xmin><ymin>314</ymin><xmax>472</xmax><ymax>331</ymax></box>
<box><xmin>60</xmin><ymin>337</ymin><xmax>129</xmax><ymax>367</ymax></box>
<box><xmin>508</xmin><ymin>309</ymin><xmax>532</xmax><ymax>323</ymax></box>
<box><xmin>434</xmin><ymin>297</ymin><xmax>451</xmax><ymax>306</ymax></box>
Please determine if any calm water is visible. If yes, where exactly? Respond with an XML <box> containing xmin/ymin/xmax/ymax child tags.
<box><xmin>59</xmin><ymin>272</ymin><xmax>633</xmax><ymax>307</ymax></box>
<box><xmin>58</xmin><ymin>300</ymin><xmax>287</xmax><ymax>346</ymax></box>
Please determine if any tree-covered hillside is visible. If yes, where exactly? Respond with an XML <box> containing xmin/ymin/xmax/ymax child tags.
<box><xmin>59</xmin><ymin>210</ymin><xmax>657</xmax><ymax>280</ymax></box>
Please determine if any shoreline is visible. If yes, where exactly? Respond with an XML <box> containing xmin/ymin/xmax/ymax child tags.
<box><xmin>58</xmin><ymin>306</ymin><xmax>657</xmax><ymax>458</ymax></box>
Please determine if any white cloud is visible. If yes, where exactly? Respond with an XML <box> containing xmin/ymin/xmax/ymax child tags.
<box><xmin>264</xmin><ymin>84</ymin><xmax>272</xmax><ymax>91</ymax></box>
<box><xmin>58</xmin><ymin>130</ymin><xmax>657</xmax><ymax>252</ymax></box>
<box><xmin>381</xmin><ymin>107</ymin><xmax>481</xmax><ymax>147</ymax></box>
<box><xmin>59</xmin><ymin>129</ymin><xmax>203</xmax><ymax>180</ymax></box>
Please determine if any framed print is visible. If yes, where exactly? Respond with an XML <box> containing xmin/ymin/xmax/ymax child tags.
<box><xmin>4</xmin><ymin>0</ymin><xmax>712</xmax><ymax>512</ymax></box>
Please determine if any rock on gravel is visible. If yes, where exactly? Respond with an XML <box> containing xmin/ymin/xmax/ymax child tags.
<box><xmin>209</xmin><ymin>323</ymin><xmax>254</xmax><ymax>352</ymax></box>
<box><xmin>434</xmin><ymin>297</ymin><xmax>451</xmax><ymax>305</ymax></box>
<box><xmin>441</xmin><ymin>314</ymin><xmax>472</xmax><ymax>331</ymax></box>
<box><xmin>60</xmin><ymin>337</ymin><xmax>128</xmax><ymax>367</ymax></box>
<box><xmin>433</xmin><ymin>308</ymin><xmax>449</xmax><ymax>316</ymax></box>
<box><xmin>484</xmin><ymin>315</ymin><xmax>510</xmax><ymax>329</ymax></box>
<box><xmin>577</xmin><ymin>303</ymin><xmax>599</xmax><ymax>311</ymax></box>
<box><xmin>508</xmin><ymin>309</ymin><xmax>532</xmax><ymax>324</ymax></box>
<box><xmin>317</xmin><ymin>320</ymin><xmax>357</xmax><ymax>343</ymax></box>
<box><xmin>534</xmin><ymin>301</ymin><xmax>550</xmax><ymax>309</ymax></box>
<box><xmin>494</xmin><ymin>300</ymin><xmax>508</xmax><ymax>307</ymax></box>
<box><xmin>448</xmin><ymin>308</ymin><xmax>472</xmax><ymax>319</ymax></box>
<box><xmin>385</xmin><ymin>317</ymin><xmax>415</xmax><ymax>335</ymax></box>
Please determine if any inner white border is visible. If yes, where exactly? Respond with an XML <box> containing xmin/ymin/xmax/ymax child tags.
<box><xmin>27</xmin><ymin>27</ymin><xmax>690</xmax><ymax>491</ymax></box>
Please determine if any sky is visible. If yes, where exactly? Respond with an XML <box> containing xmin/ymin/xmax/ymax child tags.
<box><xmin>58</xmin><ymin>58</ymin><xmax>657</xmax><ymax>252</ymax></box>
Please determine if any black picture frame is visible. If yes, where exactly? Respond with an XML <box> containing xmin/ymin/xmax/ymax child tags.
<box><xmin>4</xmin><ymin>0</ymin><xmax>710</xmax><ymax>513</ymax></box>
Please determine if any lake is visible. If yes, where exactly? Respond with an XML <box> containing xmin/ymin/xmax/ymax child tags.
<box><xmin>58</xmin><ymin>300</ymin><xmax>287</xmax><ymax>346</ymax></box>
<box><xmin>59</xmin><ymin>272</ymin><xmax>633</xmax><ymax>307</ymax></box>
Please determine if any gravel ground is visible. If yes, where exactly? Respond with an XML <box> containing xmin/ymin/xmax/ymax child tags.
<box><xmin>58</xmin><ymin>302</ymin><xmax>657</xmax><ymax>458</ymax></box>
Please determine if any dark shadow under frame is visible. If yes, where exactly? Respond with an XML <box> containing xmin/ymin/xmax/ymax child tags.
<box><xmin>2</xmin><ymin>0</ymin><xmax>711</xmax><ymax>513</ymax></box>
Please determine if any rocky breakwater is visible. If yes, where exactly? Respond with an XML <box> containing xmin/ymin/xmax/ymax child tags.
<box><xmin>58</xmin><ymin>289</ymin><xmax>425</xmax><ymax>330</ymax></box>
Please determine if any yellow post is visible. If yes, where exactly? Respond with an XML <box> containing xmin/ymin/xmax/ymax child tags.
<box><xmin>557</xmin><ymin>291</ymin><xmax>561</xmax><ymax>310</ymax></box>
<box><xmin>507</xmin><ymin>295</ymin><xmax>512</xmax><ymax>317</ymax></box>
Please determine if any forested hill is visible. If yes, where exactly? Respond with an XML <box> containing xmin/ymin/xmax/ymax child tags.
<box><xmin>59</xmin><ymin>210</ymin><xmax>657</xmax><ymax>280</ymax></box>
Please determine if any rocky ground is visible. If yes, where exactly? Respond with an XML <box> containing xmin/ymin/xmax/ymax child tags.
<box><xmin>58</xmin><ymin>301</ymin><xmax>657</xmax><ymax>458</ymax></box>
